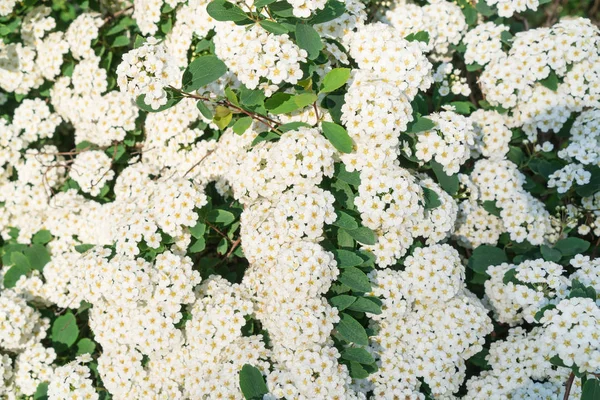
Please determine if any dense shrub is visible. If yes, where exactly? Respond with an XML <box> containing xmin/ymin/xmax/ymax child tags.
<box><xmin>0</xmin><ymin>0</ymin><xmax>599</xmax><ymax>399</ymax></box>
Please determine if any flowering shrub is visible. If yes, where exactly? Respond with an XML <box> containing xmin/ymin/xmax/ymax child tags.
<box><xmin>1</xmin><ymin>0</ymin><xmax>600</xmax><ymax>399</ymax></box>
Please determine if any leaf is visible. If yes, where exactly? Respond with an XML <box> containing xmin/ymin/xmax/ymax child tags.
<box><xmin>75</xmin><ymin>244</ymin><xmax>95</xmax><ymax>253</ymax></box>
<box><xmin>333</xmin><ymin>210</ymin><xmax>359</xmax><ymax>230</ymax></box>
<box><xmin>3</xmin><ymin>262</ymin><xmax>31</xmax><ymax>289</ymax></box>
<box><xmin>347</xmin><ymin>297</ymin><xmax>382</xmax><ymax>315</ymax></box>
<box><xmin>76</xmin><ymin>338</ymin><xmax>96</xmax><ymax>355</ymax></box>
<box><xmin>475</xmin><ymin>0</ymin><xmax>495</xmax><ymax>16</ymax></box>
<box><xmin>32</xmin><ymin>230</ymin><xmax>53</xmax><ymax>244</ymax></box>
<box><xmin>466</xmin><ymin>62</ymin><xmax>483</xmax><ymax>72</ymax></box>
<box><xmin>182</xmin><ymin>55</ymin><xmax>228</xmax><ymax>92</ymax></box>
<box><xmin>265</xmin><ymin>92</ymin><xmax>317</xmax><ymax>114</ymax></box>
<box><xmin>335</xmin><ymin>163</ymin><xmax>360</xmax><ymax>186</ymax></box>
<box><xmin>206</xmin><ymin>209</ymin><xmax>236</xmax><ymax>225</ymax></box>
<box><xmin>320</xmin><ymin>68</ymin><xmax>351</xmax><ymax>94</ymax></box>
<box><xmin>308</xmin><ymin>0</ymin><xmax>346</xmax><ymax>24</ymax></box>
<box><xmin>346</xmin><ymin>227</ymin><xmax>376</xmax><ymax>245</ymax></box>
<box><xmin>110</xmin><ymin>34</ymin><xmax>130</xmax><ymax>48</ymax></box>
<box><xmin>189</xmin><ymin>237</ymin><xmax>206</xmax><ymax>253</ymax></box>
<box><xmin>482</xmin><ymin>200</ymin><xmax>501</xmax><ymax>217</ymax></box>
<box><xmin>24</xmin><ymin>244</ymin><xmax>51</xmax><ymax>271</ymax></box>
<box><xmin>136</xmin><ymin>92</ymin><xmax>182</xmax><ymax>113</ymax></box>
<box><xmin>468</xmin><ymin>245</ymin><xmax>508</xmax><ymax>275</ymax></box>
<box><xmin>197</xmin><ymin>101</ymin><xmax>213</xmax><ymax>119</ymax></box>
<box><xmin>332</xmin><ymin>249</ymin><xmax>364</xmax><ymax>268</ymax></box>
<box><xmin>539</xmin><ymin>71</ymin><xmax>559</xmax><ymax>91</ymax></box>
<box><xmin>259</xmin><ymin>20</ymin><xmax>288</xmax><ymax>34</ymax></box>
<box><xmin>336</xmin><ymin>313</ymin><xmax>369</xmax><ymax>345</ymax></box>
<box><xmin>33</xmin><ymin>383</ymin><xmax>48</xmax><ymax>400</ymax></box>
<box><xmin>431</xmin><ymin>161</ymin><xmax>459</xmax><ymax>195</ymax></box>
<box><xmin>422</xmin><ymin>187</ymin><xmax>441</xmax><ymax>210</ymax></box>
<box><xmin>254</xmin><ymin>0</ymin><xmax>277</xmax><ymax>7</ymax></box>
<box><xmin>404</xmin><ymin>31</ymin><xmax>430</xmax><ymax>44</ymax></box>
<box><xmin>295</xmin><ymin>23</ymin><xmax>323</xmax><ymax>60</ymax></box>
<box><xmin>206</xmin><ymin>0</ymin><xmax>250</xmax><ymax>21</ymax></box>
<box><xmin>407</xmin><ymin>116</ymin><xmax>435</xmax><ymax>134</ymax></box>
<box><xmin>239</xmin><ymin>364</ymin><xmax>269</xmax><ymax>400</ymax></box>
<box><xmin>51</xmin><ymin>312</ymin><xmax>79</xmax><ymax>348</ymax></box>
<box><xmin>540</xmin><ymin>245</ymin><xmax>562</xmax><ymax>262</ymax></box>
<box><xmin>348</xmin><ymin>361</ymin><xmax>369</xmax><ymax>379</ymax></box>
<box><xmin>213</xmin><ymin>105</ymin><xmax>233</xmax><ymax>130</ymax></box>
<box><xmin>341</xmin><ymin>347</ymin><xmax>375</xmax><ymax>364</ymax></box>
<box><xmin>534</xmin><ymin>304</ymin><xmax>557</xmax><ymax>322</ymax></box>
<box><xmin>338</xmin><ymin>267</ymin><xmax>372</xmax><ymax>292</ymax></box>
<box><xmin>582</xmin><ymin>378</ymin><xmax>600</xmax><ymax>400</ymax></box>
<box><xmin>239</xmin><ymin>87</ymin><xmax>266</xmax><ymax>107</ymax></box>
<box><xmin>251</xmin><ymin>131</ymin><xmax>280</xmax><ymax>146</ymax></box>
<box><xmin>278</xmin><ymin>121</ymin><xmax>311</xmax><ymax>132</ymax></box>
<box><xmin>576</xmin><ymin>166</ymin><xmax>600</xmax><ymax>197</ymax></box>
<box><xmin>450</xmin><ymin>101</ymin><xmax>475</xmax><ymax>115</ymax></box>
<box><xmin>330</xmin><ymin>295</ymin><xmax>356</xmax><ymax>311</ymax></box>
<box><xmin>322</xmin><ymin>122</ymin><xmax>353</xmax><ymax>153</ymax></box>
<box><xmin>554</xmin><ymin>237</ymin><xmax>590</xmax><ymax>257</ymax></box>
<box><xmin>190</xmin><ymin>221</ymin><xmax>207</xmax><ymax>238</ymax></box>
<box><xmin>233</xmin><ymin>117</ymin><xmax>253</xmax><ymax>135</ymax></box>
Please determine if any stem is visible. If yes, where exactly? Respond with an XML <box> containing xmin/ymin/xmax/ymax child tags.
<box><xmin>563</xmin><ymin>372</ymin><xmax>575</xmax><ymax>400</ymax></box>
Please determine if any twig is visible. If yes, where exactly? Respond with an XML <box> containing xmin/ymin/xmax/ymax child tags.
<box><xmin>225</xmin><ymin>237</ymin><xmax>241</xmax><ymax>258</ymax></box>
<box><xmin>563</xmin><ymin>372</ymin><xmax>575</xmax><ymax>400</ymax></box>
<box><xmin>103</xmin><ymin>5</ymin><xmax>134</xmax><ymax>23</ymax></box>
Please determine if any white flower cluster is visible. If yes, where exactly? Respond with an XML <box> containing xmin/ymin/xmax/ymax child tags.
<box><xmin>133</xmin><ymin>0</ymin><xmax>186</xmax><ymax>35</ymax></box>
<box><xmin>559</xmin><ymin>110</ymin><xmax>600</xmax><ymax>166</ymax></box>
<box><xmin>117</xmin><ymin>38</ymin><xmax>181</xmax><ymax>109</ymax></box>
<box><xmin>471</xmin><ymin>109</ymin><xmax>512</xmax><ymax>159</ymax></box>
<box><xmin>432</xmin><ymin>62</ymin><xmax>471</xmax><ymax>97</ymax></box>
<box><xmin>47</xmin><ymin>355</ymin><xmax>98</xmax><ymax>400</ymax></box>
<box><xmin>480</xmin><ymin>18</ymin><xmax>600</xmax><ymax>139</ymax></box>
<box><xmin>0</xmin><ymin>0</ymin><xmax>16</xmax><ymax>16</ymax></box>
<box><xmin>485</xmin><ymin>259</ymin><xmax>569</xmax><ymax>325</ymax></box>
<box><xmin>547</xmin><ymin>163</ymin><xmax>591</xmax><ymax>193</ymax></box>
<box><xmin>213</xmin><ymin>23</ymin><xmax>306</xmax><ymax>92</ymax></box>
<box><xmin>463</xmin><ymin>22</ymin><xmax>508</xmax><ymax>66</ymax></box>
<box><xmin>69</xmin><ymin>150</ymin><xmax>115</xmax><ymax>196</ymax></box>
<box><xmin>65</xmin><ymin>13</ymin><xmax>103</xmax><ymax>60</ymax></box>
<box><xmin>414</xmin><ymin>111</ymin><xmax>475</xmax><ymax>175</ymax></box>
<box><xmin>384</xmin><ymin>0</ymin><xmax>467</xmax><ymax>58</ymax></box>
<box><xmin>485</xmin><ymin>0</ymin><xmax>540</xmax><ymax>17</ymax></box>
<box><xmin>368</xmin><ymin>245</ymin><xmax>492</xmax><ymax>398</ymax></box>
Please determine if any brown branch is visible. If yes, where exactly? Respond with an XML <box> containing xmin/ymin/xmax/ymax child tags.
<box><xmin>103</xmin><ymin>5</ymin><xmax>134</xmax><ymax>23</ymax></box>
<box><xmin>563</xmin><ymin>372</ymin><xmax>575</xmax><ymax>400</ymax></box>
<box><xmin>225</xmin><ymin>237</ymin><xmax>241</xmax><ymax>258</ymax></box>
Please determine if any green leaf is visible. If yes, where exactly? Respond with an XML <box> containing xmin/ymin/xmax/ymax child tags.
<box><xmin>338</xmin><ymin>267</ymin><xmax>372</xmax><ymax>292</ymax></box>
<box><xmin>239</xmin><ymin>364</ymin><xmax>268</xmax><ymax>400</ymax></box>
<box><xmin>189</xmin><ymin>237</ymin><xmax>206</xmax><ymax>253</ymax></box>
<box><xmin>348</xmin><ymin>361</ymin><xmax>369</xmax><ymax>379</ymax></box>
<box><xmin>332</xmin><ymin>249</ymin><xmax>364</xmax><ymax>268</ymax></box>
<box><xmin>278</xmin><ymin>121</ymin><xmax>311</xmax><ymax>132</ymax></box>
<box><xmin>468</xmin><ymin>245</ymin><xmax>508</xmax><ymax>275</ymax></box>
<box><xmin>259</xmin><ymin>20</ymin><xmax>288</xmax><ymax>34</ymax></box>
<box><xmin>76</xmin><ymin>338</ymin><xmax>96</xmax><ymax>355</ymax></box>
<box><xmin>33</xmin><ymin>382</ymin><xmax>48</xmax><ymax>400</ymax></box>
<box><xmin>308</xmin><ymin>0</ymin><xmax>346</xmax><ymax>24</ymax></box>
<box><xmin>539</xmin><ymin>71</ymin><xmax>559</xmax><ymax>91</ymax></box>
<box><xmin>213</xmin><ymin>105</ymin><xmax>233</xmax><ymax>130</ymax></box>
<box><xmin>182</xmin><ymin>55</ymin><xmax>228</xmax><ymax>92</ymax></box>
<box><xmin>75</xmin><ymin>244</ymin><xmax>95</xmax><ymax>253</ymax></box>
<box><xmin>575</xmin><ymin>166</ymin><xmax>600</xmax><ymax>198</ymax></box>
<box><xmin>206</xmin><ymin>0</ymin><xmax>250</xmax><ymax>21</ymax></box>
<box><xmin>269</xmin><ymin>1</ymin><xmax>294</xmax><ymax>17</ymax></box>
<box><xmin>422</xmin><ymin>187</ymin><xmax>441</xmax><ymax>210</ymax></box>
<box><xmin>451</xmin><ymin>101</ymin><xmax>475</xmax><ymax>115</ymax></box>
<box><xmin>404</xmin><ymin>31</ymin><xmax>430</xmax><ymax>44</ymax></box>
<box><xmin>540</xmin><ymin>245</ymin><xmax>562</xmax><ymax>262</ymax></box>
<box><xmin>336</xmin><ymin>313</ymin><xmax>369</xmax><ymax>345</ymax></box>
<box><xmin>32</xmin><ymin>230</ymin><xmax>53</xmax><ymax>244</ymax></box>
<box><xmin>321</xmin><ymin>122</ymin><xmax>353</xmax><ymax>153</ymax></box>
<box><xmin>206</xmin><ymin>209</ymin><xmax>236</xmax><ymax>225</ymax></box>
<box><xmin>320</xmin><ymin>68</ymin><xmax>351</xmax><ymax>94</ymax></box>
<box><xmin>254</xmin><ymin>0</ymin><xmax>277</xmax><ymax>7</ymax></box>
<box><xmin>24</xmin><ymin>244</ymin><xmax>51</xmax><ymax>271</ymax></box>
<box><xmin>333</xmin><ymin>210</ymin><xmax>359</xmax><ymax>230</ymax></box>
<box><xmin>197</xmin><ymin>101</ymin><xmax>213</xmax><ymax>119</ymax></box>
<box><xmin>239</xmin><ymin>87</ymin><xmax>266</xmax><ymax>107</ymax></box>
<box><xmin>341</xmin><ymin>347</ymin><xmax>375</xmax><ymax>364</ymax></box>
<box><xmin>110</xmin><ymin>34</ymin><xmax>130</xmax><ymax>48</ymax></box>
<box><xmin>500</xmin><ymin>30</ymin><xmax>513</xmax><ymax>44</ymax></box>
<box><xmin>431</xmin><ymin>161</ymin><xmax>459</xmax><ymax>195</ymax></box>
<box><xmin>582</xmin><ymin>378</ymin><xmax>600</xmax><ymax>400</ymax></box>
<box><xmin>534</xmin><ymin>304</ymin><xmax>556</xmax><ymax>321</ymax></box>
<box><xmin>295</xmin><ymin>23</ymin><xmax>323</xmax><ymax>60</ymax></box>
<box><xmin>407</xmin><ymin>116</ymin><xmax>435</xmax><ymax>134</ymax></box>
<box><xmin>466</xmin><ymin>62</ymin><xmax>483</xmax><ymax>72</ymax></box>
<box><xmin>265</xmin><ymin>92</ymin><xmax>317</xmax><ymax>114</ymax></box>
<box><xmin>330</xmin><ymin>295</ymin><xmax>356</xmax><ymax>311</ymax></box>
<box><xmin>475</xmin><ymin>0</ymin><xmax>495</xmax><ymax>16</ymax></box>
<box><xmin>190</xmin><ymin>221</ymin><xmax>207</xmax><ymax>238</ymax></box>
<box><xmin>482</xmin><ymin>200</ymin><xmax>502</xmax><ymax>217</ymax></box>
<box><xmin>136</xmin><ymin>92</ymin><xmax>182</xmax><ymax>113</ymax></box>
<box><xmin>346</xmin><ymin>227</ymin><xmax>376</xmax><ymax>245</ymax></box>
<box><xmin>3</xmin><ymin>262</ymin><xmax>31</xmax><ymax>288</ymax></box>
<box><xmin>51</xmin><ymin>312</ymin><xmax>79</xmax><ymax>348</ymax></box>
<box><xmin>335</xmin><ymin>163</ymin><xmax>360</xmax><ymax>186</ymax></box>
<box><xmin>347</xmin><ymin>297</ymin><xmax>382</xmax><ymax>315</ymax></box>
<box><xmin>251</xmin><ymin>131</ymin><xmax>280</xmax><ymax>146</ymax></box>
<box><xmin>554</xmin><ymin>237</ymin><xmax>590</xmax><ymax>257</ymax></box>
<box><xmin>233</xmin><ymin>117</ymin><xmax>253</xmax><ymax>135</ymax></box>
